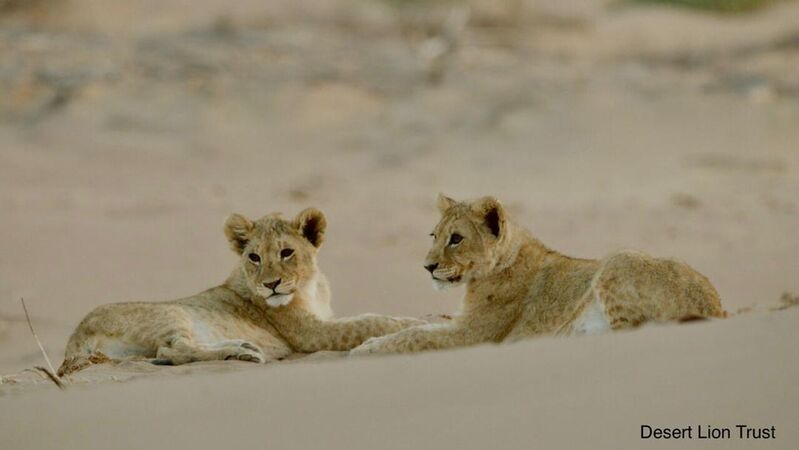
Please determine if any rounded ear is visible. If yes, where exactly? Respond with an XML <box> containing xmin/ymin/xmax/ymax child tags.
<box><xmin>224</xmin><ymin>214</ymin><xmax>253</xmax><ymax>254</ymax></box>
<box><xmin>295</xmin><ymin>208</ymin><xmax>327</xmax><ymax>248</ymax></box>
<box><xmin>436</xmin><ymin>193</ymin><xmax>456</xmax><ymax>213</ymax></box>
<box><xmin>471</xmin><ymin>196</ymin><xmax>506</xmax><ymax>238</ymax></box>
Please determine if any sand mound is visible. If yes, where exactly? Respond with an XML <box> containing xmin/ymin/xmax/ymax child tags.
<box><xmin>1</xmin><ymin>307</ymin><xmax>796</xmax><ymax>449</ymax></box>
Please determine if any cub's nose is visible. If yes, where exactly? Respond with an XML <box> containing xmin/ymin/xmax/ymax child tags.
<box><xmin>424</xmin><ymin>263</ymin><xmax>438</xmax><ymax>274</ymax></box>
<box><xmin>263</xmin><ymin>279</ymin><xmax>281</xmax><ymax>290</ymax></box>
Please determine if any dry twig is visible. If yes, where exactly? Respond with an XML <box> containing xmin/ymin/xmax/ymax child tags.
<box><xmin>20</xmin><ymin>298</ymin><xmax>65</xmax><ymax>390</ymax></box>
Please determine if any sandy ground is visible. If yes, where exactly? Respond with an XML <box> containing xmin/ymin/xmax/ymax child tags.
<box><xmin>2</xmin><ymin>307</ymin><xmax>797</xmax><ymax>449</ymax></box>
<box><xmin>0</xmin><ymin>0</ymin><xmax>798</xmax><ymax>447</ymax></box>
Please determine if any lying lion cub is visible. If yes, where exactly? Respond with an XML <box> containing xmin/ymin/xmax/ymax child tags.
<box><xmin>59</xmin><ymin>208</ymin><xmax>422</xmax><ymax>375</ymax></box>
<box><xmin>351</xmin><ymin>194</ymin><xmax>724</xmax><ymax>355</ymax></box>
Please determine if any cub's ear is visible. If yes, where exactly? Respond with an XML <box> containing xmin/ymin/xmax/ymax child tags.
<box><xmin>436</xmin><ymin>193</ymin><xmax>457</xmax><ymax>213</ymax></box>
<box><xmin>224</xmin><ymin>214</ymin><xmax>253</xmax><ymax>254</ymax></box>
<box><xmin>471</xmin><ymin>196</ymin><xmax>506</xmax><ymax>239</ymax></box>
<box><xmin>295</xmin><ymin>208</ymin><xmax>327</xmax><ymax>248</ymax></box>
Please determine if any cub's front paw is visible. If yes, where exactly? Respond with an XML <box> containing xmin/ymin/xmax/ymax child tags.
<box><xmin>349</xmin><ymin>336</ymin><xmax>387</xmax><ymax>357</ymax></box>
<box><xmin>222</xmin><ymin>341</ymin><xmax>265</xmax><ymax>363</ymax></box>
<box><xmin>221</xmin><ymin>339</ymin><xmax>261</xmax><ymax>352</ymax></box>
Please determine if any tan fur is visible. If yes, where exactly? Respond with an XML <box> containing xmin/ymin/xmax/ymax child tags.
<box><xmin>351</xmin><ymin>194</ymin><xmax>724</xmax><ymax>355</ymax></box>
<box><xmin>59</xmin><ymin>209</ymin><xmax>422</xmax><ymax>376</ymax></box>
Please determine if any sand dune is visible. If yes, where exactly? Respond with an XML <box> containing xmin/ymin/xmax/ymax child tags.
<box><xmin>2</xmin><ymin>307</ymin><xmax>797</xmax><ymax>449</ymax></box>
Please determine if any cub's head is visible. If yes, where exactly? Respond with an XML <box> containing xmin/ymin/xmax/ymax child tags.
<box><xmin>225</xmin><ymin>208</ymin><xmax>326</xmax><ymax>307</ymax></box>
<box><xmin>424</xmin><ymin>194</ymin><xmax>509</xmax><ymax>290</ymax></box>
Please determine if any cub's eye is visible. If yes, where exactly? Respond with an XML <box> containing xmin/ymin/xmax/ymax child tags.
<box><xmin>247</xmin><ymin>253</ymin><xmax>261</xmax><ymax>264</ymax></box>
<box><xmin>280</xmin><ymin>248</ymin><xmax>294</xmax><ymax>259</ymax></box>
<box><xmin>429</xmin><ymin>233</ymin><xmax>436</xmax><ymax>239</ymax></box>
<box><xmin>449</xmin><ymin>233</ymin><xmax>463</xmax><ymax>246</ymax></box>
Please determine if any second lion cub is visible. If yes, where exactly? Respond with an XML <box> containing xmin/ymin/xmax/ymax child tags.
<box><xmin>351</xmin><ymin>194</ymin><xmax>724</xmax><ymax>355</ymax></box>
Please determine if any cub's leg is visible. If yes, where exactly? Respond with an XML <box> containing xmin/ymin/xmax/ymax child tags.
<box><xmin>59</xmin><ymin>302</ymin><xmax>181</xmax><ymax>375</ymax></box>
<box><xmin>154</xmin><ymin>335</ymin><xmax>266</xmax><ymax>365</ymax></box>
<box><xmin>269</xmin><ymin>308</ymin><xmax>426</xmax><ymax>352</ymax></box>
<box><xmin>59</xmin><ymin>303</ymin><xmax>277</xmax><ymax>374</ymax></box>
<box><xmin>593</xmin><ymin>252</ymin><xmax>725</xmax><ymax>330</ymax></box>
<box><xmin>349</xmin><ymin>323</ymin><xmax>476</xmax><ymax>356</ymax></box>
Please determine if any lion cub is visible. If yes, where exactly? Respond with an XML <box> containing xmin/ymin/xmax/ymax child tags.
<box><xmin>59</xmin><ymin>208</ymin><xmax>422</xmax><ymax>375</ymax></box>
<box><xmin>351</xmin><ymin>194</ymin><xmax>724</xmax><ymax>355</ymax></box>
